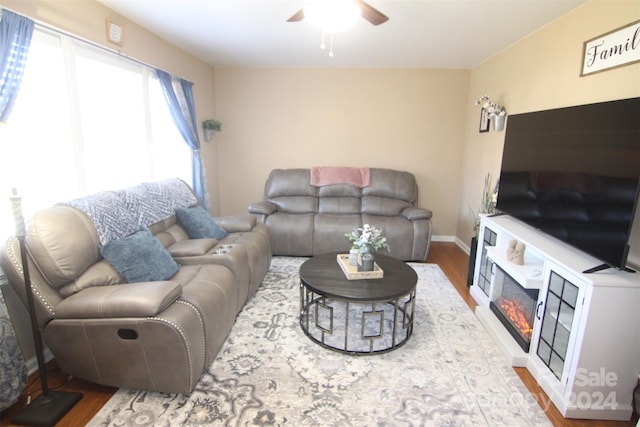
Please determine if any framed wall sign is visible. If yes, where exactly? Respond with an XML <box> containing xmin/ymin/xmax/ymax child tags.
<box><xmin>479</xmin><ymin>108</ymin><xmax>490</xmax><ymax>133</ymax></box>
<box><xmin>106</xmin><ymin>18</ymin><xmax>124</xmax><ymax>46</ymax></box>
<box><xmin>581</xmin><ymin>20</ymin><xmax>640</xmax><ymax>76</ymax></box>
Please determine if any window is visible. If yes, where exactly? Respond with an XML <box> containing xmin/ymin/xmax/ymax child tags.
<box><xmin>0</xmin><ymin>28</ymin><xmax>190</xmax><ymax>240</ymax></box>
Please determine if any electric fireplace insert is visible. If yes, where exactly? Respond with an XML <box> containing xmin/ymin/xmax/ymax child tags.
<box><xmin>489</xmin><ymin>266</ymin><xmax>539</xmax><ymax>352</ymax></box>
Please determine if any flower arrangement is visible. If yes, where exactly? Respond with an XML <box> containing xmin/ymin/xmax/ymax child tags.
<box><xmin>475</xmin><ymin>95</ymin><xmax>506</xmax><ymax>118</ymax></box>
<box><xmin>345</xmin><ymin>224</ymin><xmax>390</xmax><ymax>254</ymax></box>
<box><xmin>470</xmin><ymin>173</ymin><xmax>499</xmax><ymax>237</ymax></box>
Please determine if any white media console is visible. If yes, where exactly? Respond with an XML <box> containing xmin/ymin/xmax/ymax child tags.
<box><xmin>471</xmin><ymin>214</ymin><xmax>640</xmax><ymax>421</ymax></box>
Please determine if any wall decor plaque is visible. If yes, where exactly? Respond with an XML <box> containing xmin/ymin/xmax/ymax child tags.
<box><xmin>581</xmin><ymin>20</ymin><xmax>640</xmax><ymax>76</ymax></box>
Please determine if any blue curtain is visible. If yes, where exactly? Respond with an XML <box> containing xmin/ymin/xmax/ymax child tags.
<box><xmin>155</xmin><ymin>69</ymin><xmax>209</xmax><ymax>210</ymax></box>
<box><xmin>0</xmin><ymin>9</ymin><xmax>34</xmax><ymax>122</ymax></box>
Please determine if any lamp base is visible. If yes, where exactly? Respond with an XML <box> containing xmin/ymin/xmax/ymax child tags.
<box><xmin>11</xmin><ymin>390</ymin><xmax>82</xmax><ymax>426</ymax></box>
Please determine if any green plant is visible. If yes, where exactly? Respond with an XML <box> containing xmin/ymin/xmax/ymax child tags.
<box><xmin>345</xmin><ymin>224</ymin><xmax>390</xmax><ymax>254</ymax></box>
<box><xmin>202</xmin><ymin>119</ymin><xmax>222</xmax><ymax>131</ymax></box>
<box><xmin>469</xmin><ymin>173</ymin><xmax>499</xmax><ymax>237</ymax></box>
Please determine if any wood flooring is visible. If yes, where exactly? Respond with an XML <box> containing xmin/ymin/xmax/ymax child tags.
<box><xmin>1</xmin><ymin>242</ymin><xmax>637</xmax><ymax>426</ymax></box>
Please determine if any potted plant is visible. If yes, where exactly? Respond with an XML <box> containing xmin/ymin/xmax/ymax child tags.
<box><xmin>475</xmin><ymin>95</ymin><xmax>507</xmax><ymax>131</ymax></box>
<box><xmin>202</xmin><ymin>119</ymin><xmax>222</xmax><ymax>142</ymax></box>
<box><xmin>467</xmin><ymin>173</ymin><xmax>499</xmax><ymax>286</ymax></box>
<box><xmin>345</xmin><ymin>224</ymin><xmax>390</xmax><ymax>271</ymax></box>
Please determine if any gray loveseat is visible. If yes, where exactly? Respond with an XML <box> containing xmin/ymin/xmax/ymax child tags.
<box><xmin>0</xmin><ymin>179</ymin><xmax>271</xmax><ymax>394</ymax></box>
<box><xmin>248</xmin><ymin>168</ymin><xmax>432</xmax><ymax>261</ymax></box>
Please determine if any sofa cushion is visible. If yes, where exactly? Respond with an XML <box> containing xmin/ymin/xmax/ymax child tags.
<box><xmin>25</xmin><ymin>206</ymin><xmax>102</xmax><ymax>288</ymax></box>
<box><xmin>363</xmin><ymin>169</ymin><xmax>417</xmax><ymax>203</ymax></box>
<box><xmin>168</xmin><ymin>238</ymin><xmax>218</xmax><ymax>257</ymax></box>
<box><xmin>176</xmin><ymin>206</ymin><xmax>229</xmax><ymax>240</ymax></box>
<box><xmin>362</xmin><ymin>196</ymin><xmax>412</xmax><ymax>216</ymax></box>
<box><xmin>100</xmin><ymin>228</ymin><xmax>180</xmax><ymax>283</ymax></box>
<box><xmin>59</xmin><ymin>260</ymin><xmax>122</xmax><ymax>297</ymax></box>
<box><xmin>215</xmin><ymin>215</ymin><xmax>257</xmax><ymax>233</ymax></box>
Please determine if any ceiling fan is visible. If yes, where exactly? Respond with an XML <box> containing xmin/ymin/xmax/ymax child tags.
<box><xmin>287</xmin><ymin>0</ymin><xmax>389</xmax><ymax>26</ymax></box>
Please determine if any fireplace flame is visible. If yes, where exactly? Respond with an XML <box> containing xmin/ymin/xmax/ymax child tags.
<box><xmin>498</xmin><ymin>298</ymin><xmax>533</xmax><ymax>340</ymax></box>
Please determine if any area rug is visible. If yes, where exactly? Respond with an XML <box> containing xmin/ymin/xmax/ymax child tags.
<box><xmin>88</xmin><ymin>257</ymin><xmax>551</xmax><ymax>426</ymax></box>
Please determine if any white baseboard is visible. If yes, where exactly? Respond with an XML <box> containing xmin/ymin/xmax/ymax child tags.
<box><xmin>431</xmin><ymin>234</ymin><xmax>472</xmax><ymax>255</ymax></box>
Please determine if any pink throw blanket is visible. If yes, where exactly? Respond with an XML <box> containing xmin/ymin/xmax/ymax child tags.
<box><xmin>310</xmin><ymin>167</ymin><xmax>371</xmax><ymax>187</ymax></box>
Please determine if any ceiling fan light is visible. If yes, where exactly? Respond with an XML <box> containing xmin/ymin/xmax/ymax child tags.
<box><xmin>303</xmin><ymin>0</ymin><xmax>361</xmax><ymax>33</ymax></box>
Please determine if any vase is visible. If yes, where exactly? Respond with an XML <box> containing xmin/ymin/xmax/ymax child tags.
<box><xmin>467</xmin><ymin>236</ymin><xmax>478</xmax><ymax>287</ymax></box>
<box><xmin>493</xmin><ymin>115</ymin><xmax>506</xmax><ymax>131</ymax></box>
<box><xmin>348</xmin><ymin>249</ymin><xmax>359</xmax><ymax>266</ymax></box>
<box><xmin>358</xmin><ymin>253</ymin><xmax>375</xmax><ymax>272</ymax></box>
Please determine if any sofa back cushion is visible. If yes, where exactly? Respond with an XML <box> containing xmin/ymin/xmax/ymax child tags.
<box><xmin>26</xmin><ymin>205</ymin><xmax>102</xmax><ymax>288</ymax></box>
<box><xmin>265</xmin><ymin>169</ymin><xmax>318</xmax><ymax>213</ymax></box>
<box><xmin>317</xmin><ymin>185</ymin><xmax>362</xmax><ymax>214</ymax></box>
<box><xmin>362</xmin><ymin>169</ymin><xmax>418</xmax><ymax>215</ymax></box>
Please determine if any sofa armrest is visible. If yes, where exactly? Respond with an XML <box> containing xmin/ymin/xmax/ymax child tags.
<box><xmin>55</xmin><ymin>281</ymin><xmax>182</xmax><ymax>319</ymax></box>
<box><xmin>248</xmin><ymin>201</ymin><xmax>277</xmax><ymax>216</ymax></box>
<box><xmin>215</xmin><ymin>214</ymin><xmax>257</xmax><ymax>232</ymax></box>
<box><xmin>402</xmin><ymin>207</ymin><xmax>433</xmax><ymax>221</ymax></box>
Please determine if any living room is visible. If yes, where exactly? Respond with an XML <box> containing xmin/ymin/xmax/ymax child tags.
<box><xmin>1</xmin><ymin>0</ymin><xmax>639</xmax><ymax>426</ymax></box>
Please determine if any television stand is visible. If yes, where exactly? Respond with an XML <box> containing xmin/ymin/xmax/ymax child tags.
<box><xmin>470</xmin><ymin>215</ymin><xmax>640</xmax><ymax>421</ymax></box>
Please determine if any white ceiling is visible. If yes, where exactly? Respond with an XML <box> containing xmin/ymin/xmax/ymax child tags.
<box><xmin>97</xmin><ymin>0</ymin><xmax>587</xmax><ymax>68</ymax></box>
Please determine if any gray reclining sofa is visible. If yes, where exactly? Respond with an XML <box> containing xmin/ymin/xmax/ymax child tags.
<box><xmin>0</xmin><ymin>179</ymin><xmax>271</xmax><ymax>394</ymax></box>
<box><xmin>248</xmin><ymin>168</ymin><xmax>432</xmax><ymax>261</ymax></box>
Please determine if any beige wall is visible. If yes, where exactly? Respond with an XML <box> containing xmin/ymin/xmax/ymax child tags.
<box><xmin>213</xmin><ymin>68</ymin><xmax>470</xmax><ymax>237</ymax></box>
<box><xmin>457</xmin><ymin>0</ymin><xmax>640</xmax><ymax>266</ymax></box>
<box><xmin>1</xmin><ymin>0</ymin><xmax>220</xmax><ymax>212</ymax></box>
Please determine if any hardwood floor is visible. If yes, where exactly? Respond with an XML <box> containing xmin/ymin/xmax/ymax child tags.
<box><xmin>1</xmin><ymin>242</ymin><xmax>637</xmax><ymax>426</ymax></box>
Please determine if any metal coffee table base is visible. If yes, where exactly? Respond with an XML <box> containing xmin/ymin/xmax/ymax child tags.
<box><xmin>299</xmin><ymin>285</ymin><xmax>416</xmax><ymax>355</ymax></box>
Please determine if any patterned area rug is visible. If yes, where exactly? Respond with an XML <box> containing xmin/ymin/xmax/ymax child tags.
<box><xmin>88</xmin><ymin>257</ymin><xmax>551</xmax><ymax>426</ymax></box>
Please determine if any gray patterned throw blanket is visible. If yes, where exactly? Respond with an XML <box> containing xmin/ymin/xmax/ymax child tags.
<box><xmin>63</xmin><ymin>179</ymin><xmax>198</xmax><ymax>245</ymax></box>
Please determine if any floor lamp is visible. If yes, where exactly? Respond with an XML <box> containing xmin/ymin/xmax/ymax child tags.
<box><xmin>9</xmin><ymin>189</ymin><xmax>82</xmax><ymax>426</ymax></box>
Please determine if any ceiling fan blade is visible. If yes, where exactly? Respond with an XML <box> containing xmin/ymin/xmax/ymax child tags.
<box><xmin>287</xmin><ymin>8</ymin><xmax>305</xmax><ymax>22</ymax></box>
<box><xmin>356</xmin><ymin>0</ymin><xmax>389</xmax><ymax>25</ymax></box>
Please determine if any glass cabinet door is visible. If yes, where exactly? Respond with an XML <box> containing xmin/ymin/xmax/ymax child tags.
<box><xmin>536</xmin><ymin>271</ymin><xmax>580</xmax><ymax>380</ymax></box>
<box><xmin>477</xmin><ymin>226</ymin><xmax>497</xmax><ymax>297</ymax></box>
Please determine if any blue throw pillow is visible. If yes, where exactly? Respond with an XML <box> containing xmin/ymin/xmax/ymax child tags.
<box><xmin>176</xmin><ymin>206</ymin><xmax>229</xmax><ymax>240</ymax></box>
<box><xmin>100</xmin><ymin>228</ymin><xmax>180</xmax><ymax>283</ymax></box>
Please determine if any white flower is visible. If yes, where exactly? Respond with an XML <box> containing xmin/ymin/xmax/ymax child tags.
<box><xmin>475</xmin><ymin>95</ymin><xmax>506</xmax><ymax>118</ymax></box>
<box><xmin>469</xmin><ymin>173</ymin><xmax>500</xmax><ymax>237</ymax></box>
<box><xmin>344</xmin><ymin>224</ymin><xmax>390</xmax><ymax>254</ymax></box>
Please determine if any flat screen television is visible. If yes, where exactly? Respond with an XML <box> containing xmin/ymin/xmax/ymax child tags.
<box><xmin>496</xmin><ymin>97</ymin><xmax>640</xmax><ymax>273</ymax></box>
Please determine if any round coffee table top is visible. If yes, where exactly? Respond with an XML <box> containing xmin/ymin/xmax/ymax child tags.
<box><xmin>299</xmin><ymin>252</ymin><xmax>418</xmax><ymax>302</ymax></box>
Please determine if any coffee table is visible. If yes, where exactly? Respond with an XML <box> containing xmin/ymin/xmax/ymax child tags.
<box><xmin>299</xmin><ymin>252</ymin><xmax>417</xmax><ymax>355</ymax></box>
